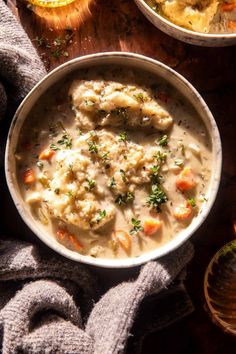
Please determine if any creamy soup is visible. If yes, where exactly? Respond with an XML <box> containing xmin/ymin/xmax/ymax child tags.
<box><xmin>16</xmin><ymin>66</ymin><xmax>212</xmax><ymax>259</ymax></box>
<box><xmin>147</xmin><ymin>0</ymin><xmax>236</xmax><ymax>33</ymax></box>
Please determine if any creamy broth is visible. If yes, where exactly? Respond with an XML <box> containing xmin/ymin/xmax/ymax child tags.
<box><xmin>16</xmin><ymin>66</ymin><xmax>212</xmax><ymax>259</ymax></box>
<box><xmin>147</xmin><ymin>0</ymin><xmax>236</xmax><ymax>34</ymax></box>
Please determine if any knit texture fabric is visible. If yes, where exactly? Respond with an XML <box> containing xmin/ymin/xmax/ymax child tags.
<box><xmin>0</xmin><ymin>2</ymin><xmax>194</xmax><ymax>353</ymax></box>
<box><xmin>0</xmin><ymin>0</ymin><xmax>46</xmax><ymax>121</ymax></box>
<box><xmin>0</xmin><ymin>239</ymin><xmax>194</xmax><ymax>354</ymax></box>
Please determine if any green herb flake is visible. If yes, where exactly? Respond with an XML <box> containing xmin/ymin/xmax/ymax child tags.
<box><xmin>86</xmin><ymin>178</ymin><xmax>96</xmax><ymax>191</ymax></box>
<box><xmin>147</xmin><ymin>184</ymin><xmax>168</xmax><ymax>212</ymax></box>
<box><xmin>88</xmin><ymin>141</ymin><xmax>98</xmax><ymax>154</ymax></box>
<box><xmin>158</xmin><ymin>135</ymin><xmax>168</xmax><ymax>147</ymax></box>
<box><xmin>96</xmin><ymin>210</ymin><xmax>106</xmax><ymax>222</ymax></box>
<box><xmin>50</xmin><ymin>143</ymin><xmax>60</xmax><ymax>151</ymax></box>
<box><xmin>57</xmin><ymin>134</ymin><xmax>72</xmax><ymax>149</ymax></box>
<box><xmin>34</xmin><ymin>36</ymin><xmax>45</xmax><ymax>47</ymax></box>
<box><xmin>153</xmin><ymin>151</ymin><xmax>167</xmax><ymax>163</ymax></box>
<box><xmin>187</xmin><ymin>198</ymin><xmax>196</xmax><ymax>208</ymax></box>
<box><xmin>111</xmin><ymin>107</ymin><xmax>128</xmax><ymax>121</ymax></box>
<box><xmin>150</xmin><ymin>165</ymin><xmax>162</xmax><ymax>184</ymax></box>
<box><xmin>118</xmin><ymin>131</ymin><xmax>127</xmax><ymax>142</ymax></box>
<box><xmin>120</xmin><ymin>169</ymin><xmax>127</xmax><ymax>182</ymax></box>
<box><xmin>101</xmin><ymin>152</ymin><xmax>110</xmax><ymax>161</ymax></box>
<box><xmin>109</xmin><ymin>177</ymin><xmax>116</xmax><ymax>189</ymax></box>
<box><xmin>130</xmin><ymin>218</ymin><xmax>144</xmax><ymax>235</ymax></box>
<box><xmin>133</xmin><ymin>92</ymin><xmax>146</xmax><ymax>103</ymax></box>
<box><xmin>115</xmin><ymin>192</ymin><xmax>134</xmax><ymax>206</ymax></box>
<box><xmin>67</xmin><ymin>190</ymin><xmax>74</xmax><ymax>198</ymax></box>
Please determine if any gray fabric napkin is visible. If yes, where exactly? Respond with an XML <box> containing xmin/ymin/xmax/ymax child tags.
<box><xmin>0</xmin><ymin>1</ymin><xmax>194</xmax><ymax>353</ymax></box>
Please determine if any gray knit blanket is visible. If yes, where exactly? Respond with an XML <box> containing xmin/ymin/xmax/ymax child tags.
<box><xmin>0</xmin><ymin>1</ymin><xmax>194</xmax><ymax>353</ymax></box>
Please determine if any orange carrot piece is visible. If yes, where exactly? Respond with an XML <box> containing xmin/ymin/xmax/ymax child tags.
<box><xmin>112</xmin><ymin>230</ymin><xmax>131</xmax><ymax>252</ymax></box>
<box><xmin>23</xmin><ymin>168</ymin><xmax>36</xmax><ymax>184</ymax></box>
<box><xmin>221</xmin><ymin>3</ymin><xmax>236</xmax><ymax>12</ymax></box>
<box><xmin>143</xmin><ymin>218</ymin><xmax>162</xmax><ymax>236</ymax></box>
<box><xmin>176</xmin><ymin>167</ymin><xmax>197</xmax><ymax>192</ymax></box>
<box><xmin>174</xmin><ymin>202</ymin><xmax>192</xmax><ymax>221</ymax></box>
<box><xmin>39</xmin><ymin>148</ymin><xmax>55</xmax><ymax>160</ymax></box>
<box><xmin>227</xmin><ymin>20</ymin><xmax>236</xmax><ymax>30</ymax></box>
<box><xmin>56</xmin><ymin>229</ymin><xmax>82</xmax><ymax>251</ymax></box>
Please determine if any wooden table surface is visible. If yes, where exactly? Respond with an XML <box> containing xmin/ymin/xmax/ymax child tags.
<box><xmin>5</xmin><ymin>0</ymin><xmax>236</xmax><ymax>352</ymax></box>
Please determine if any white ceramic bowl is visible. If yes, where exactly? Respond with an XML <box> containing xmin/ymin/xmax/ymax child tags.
<box><xmin>5</xmin><ymin>52</ymin><xmax>222</xmax><ymax>268</ymax></box>
<box><xmin>134</xmin><ymin>0</ymin><xmax>236</xmax><ymax>47</ymax></box>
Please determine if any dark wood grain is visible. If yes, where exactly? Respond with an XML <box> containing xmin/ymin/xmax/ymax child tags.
<box><xmin>4</xmin><ymin>0</ymin><xmax>236</xmax><ymax>352</ymax></box>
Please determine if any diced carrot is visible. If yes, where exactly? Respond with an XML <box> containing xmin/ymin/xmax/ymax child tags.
<box><xmin>112</xmin><ymin>230</ymin><xmax>131</xmax><ymax>252</ymax></box>
<box><xmin>143</xmin><ymin>218</ymin><xmax>162</xmax><ymax>236</ymax></box>
<box><xmin>176</xmin><ymin>167</ymin><xmax>197</xmax><ymax>192</ymax></box>
<box><xmin>56</xmin><ymin>229</ymin><xmax>82</xmax><ymax>251</ymax></box>
<box><xmin>174</xmin><ymin>202</ymin><xmax>192</xmax><ymax>221</ymax></box>
<box><xmin>23</xmin><ymin>168</ymin><xmax>36</xmax><ymax>184</ymax></box>
<box><xmin>39</xmin><ymin>148</ymin><xmax>55</xmax><ymax>160</ymax></box>
<box><xmin>227</xmin><ymin>20</ymin><xmax>236</xmax><ymax>30</ymax></box>
<box><xmin>221</xmin><ymin>3</ymin><xmax>236</xmax><ymax>12</ymax></box>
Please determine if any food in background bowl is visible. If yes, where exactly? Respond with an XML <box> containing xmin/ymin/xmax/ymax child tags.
<box><xmin>146</xmin><ymin>0</ymin><xmax>236</xmax><ymax>33</ymax></box>
<box><xmin>15</xmin><ymin>65</ymin><xmax>212</xmax><ymax>259</ymax></box>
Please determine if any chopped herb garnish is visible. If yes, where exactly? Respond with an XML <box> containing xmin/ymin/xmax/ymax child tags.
<box><xmin>133</xmin><ymin>92</ymin><xmax>146</xmax><ymax>103</ymax></box>
<box><xmin>174</xmin><ymin>159</ymin><xmax>184</xmax><ymax>167</ymax></box>
<box><xmin>111</xmin><ymin>107</ymin><xmax>128</xmax><ymax>121</ymax></box>
<box><xmin>115</xmin><ymin>192</ymin><xmax>134</xmax><ymax>206</ymax></box>
<box><xmin>96</xmin><ymin>210</ymin><xmax>106</xmax><ymax>222</ymax></box>
<box><xmin>67</xmin><ymin>190</ymin><xmax>74</xmax><ymax>198</ymax></box>
<box><xmin>120</xmin><ymin>169</ymin><xmax>127</xmax><ymax>182</ymax></box>
<box><xmin>187</xmin><ymin>198</ymin><xmax>196</xmax><ymax>208</ymax></box>
<box><xmin>50</xmin><ymin>143</ymin><xmax>60</xmax><ymax>151</ymax></box>
<box><xmin>158</xmin><ymin>135</ymin><xmax>168</xmax><ymax>147</ymax></box>
<box><xmin>34</xmin><ymin>36</ymin><xmax>45</xmax><ymax>47</ymax></box>
<box><xmin>36</xmin><ymin>161</ymin><xmax>44</xmax><ymax>170</ymax></box>
<box><xmin>130</xmin><ymin>218</ymin><xmax>144</xmax><ymax>235</ymax></box>
<box><xmin>101</xmin><ymin>152</ymin><xmax>110</xmax><ymax>161</ymax></box>
<box><xmin>88</xmin><ymin>141</ymin><xmax>98</xmax><ymax>154</ymax></box>
<box><xmin>54</xmin><ymin>188</ymin><xmax>60</xmax><ymax>195</ymax></box>
<box><xmin>54</xmin><ymin>37</ymin><xmax>64</xmax><ymax>46</ymax></box>
<box><xmin>86</xmin><ymin>178</ymin><xmax>96</xmax><ymax>191</ymax></box>
<box><xmin>118</xmin><ymin>131</ymin><xmax>127</xmax><ymax>142</ymax></box>
<box><xmin>150</xmin><ymin>165</ymin><xmax>162</xmax><ymax>184</ymax></box>
<box><xmin>147</xmin><ymin>184</ymin><xmax>168</xmax><ymax>212</ymax></box>
<box><xmin>153</xmin><ymin>151</ymin><xmax>167</xmax><ymax>163</ymax></box>
<box><xmin>126</xmin><ymin>191</ymin><xmax>134</xmax><ymax>203</ymax></box>
<box><xmin>109</xmin><ymin>177</ymin><xmax>116</xmax><ymax>189</ymax></box>
<box><xmin>57</xmin><ymin>134</ymin><xmax>72</xmax><ymax>149</ymax></box>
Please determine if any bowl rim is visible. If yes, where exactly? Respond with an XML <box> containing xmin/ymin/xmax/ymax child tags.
<box><xmin>5</xmin><ymin>51</ymin><xmax>222</xmax><ymax>268</ymax></box>
<box><xmin>135</xmin><ymin>0</ymin><xmax>236</xmax><ymax>40</ymax></box>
